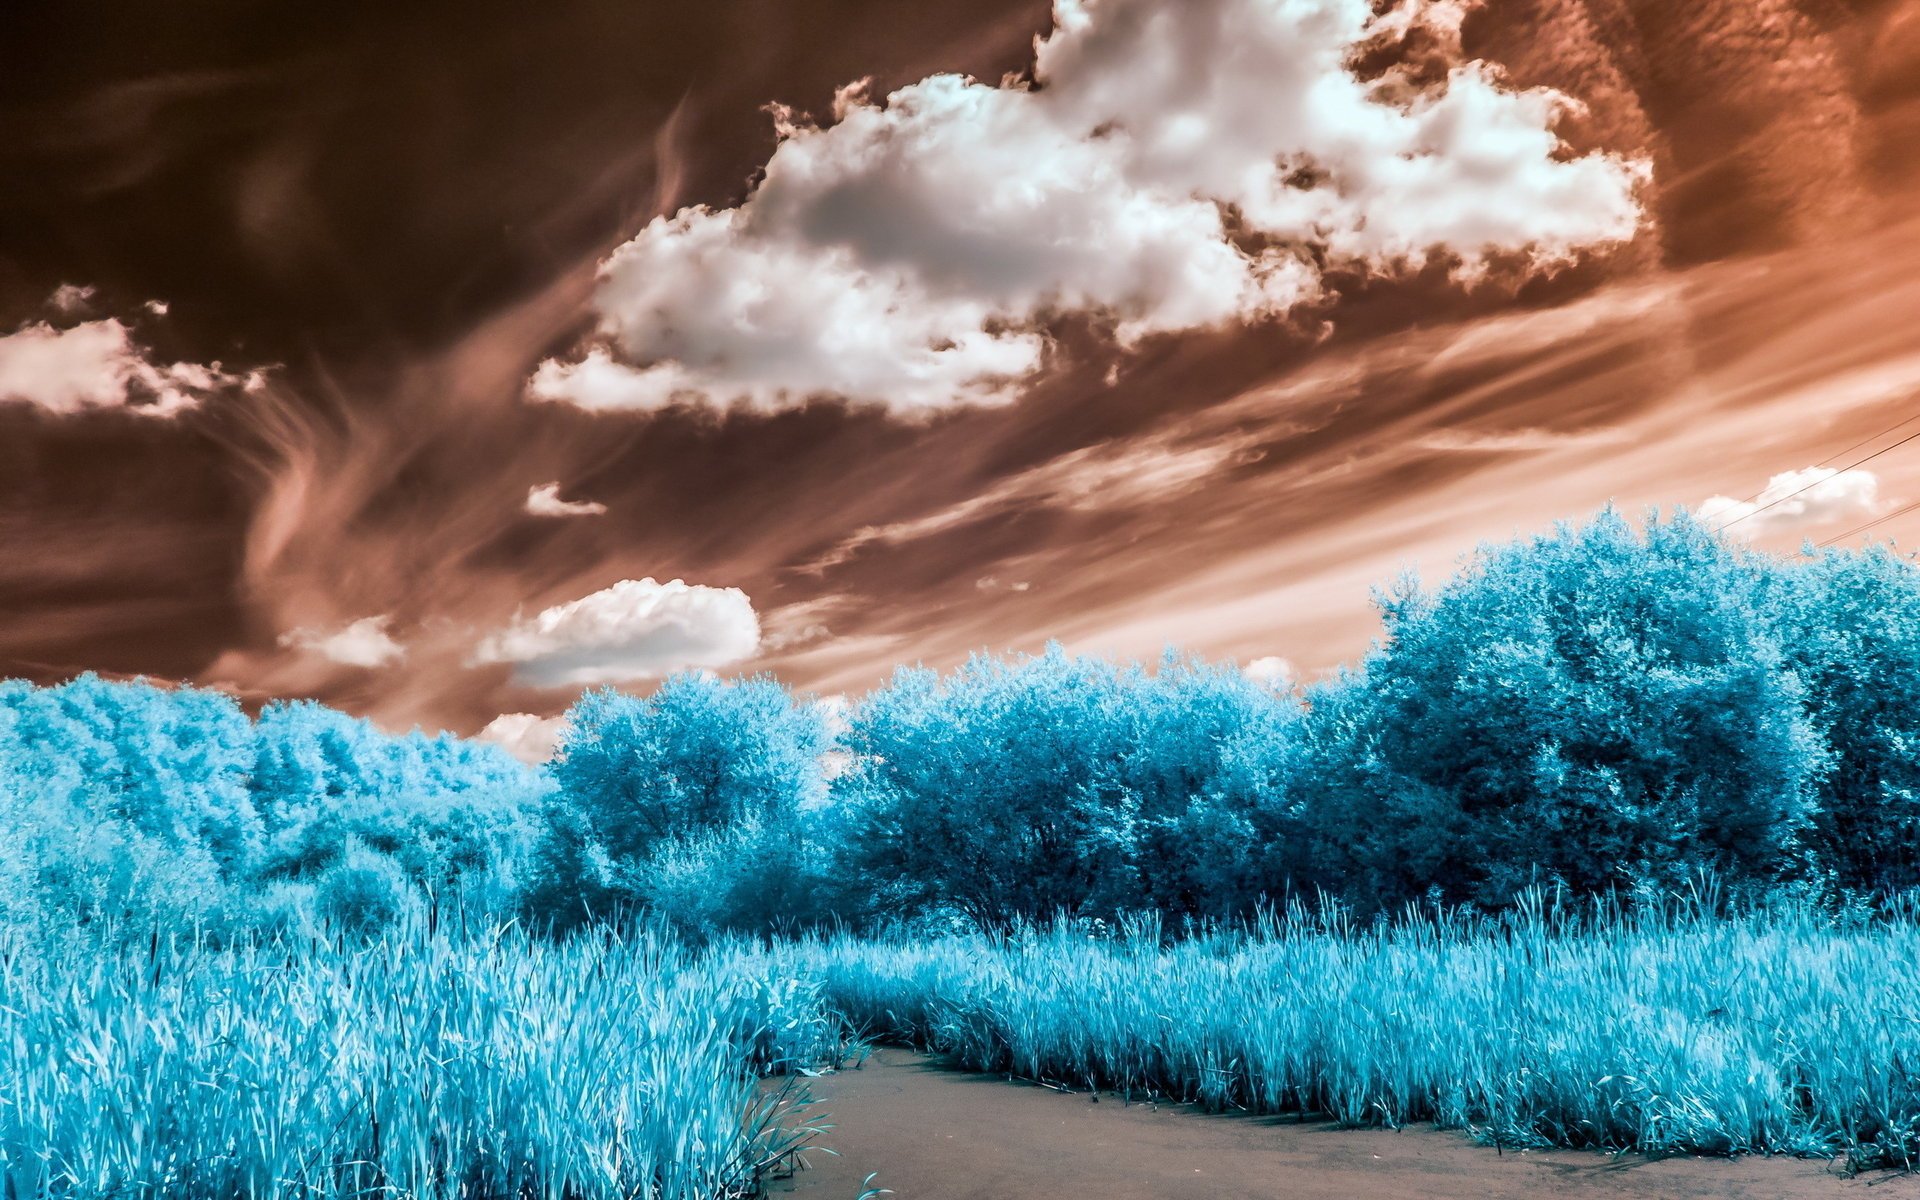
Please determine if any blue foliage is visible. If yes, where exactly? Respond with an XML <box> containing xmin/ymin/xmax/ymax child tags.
<box><xmin>9</xmin><ymin>504</ymin><xmax>1920</xmax><ymax>937</ymax></box>
<box><xmin>0</xmin><ymin>676</ymin><xmax>551</xmax><ymax>937</ymax></box>
<box><xmin>531</xmin><ymin>674</ymin><xmax>836</xmax><ymax>932</ymax></box>
<box><xmin>1296</xmin><ymin>508</ymin><xmax>1824</xmax><ymax>909</ymax></box>
<box><xmin>251</xmin><ymin>699</ymin><xmax>546</xmax><ymax>889</ymax></box>
<box><xmin>1769</xmin><ymin>544</ymin><xmax>1920</xmax><ymax>891</ymax></box>
<box><xmin>843</xmin><ymin>645</ymin><xmax>1300</xmax><ymax>923</ymax></box>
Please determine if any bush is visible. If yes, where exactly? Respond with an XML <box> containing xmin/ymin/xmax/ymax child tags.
<box><xmin>544</xmin><ymin>674</ymin><xmax>834</xmax><ymax>923</ymax></box>
<box><xmin>313</xmin><ymin>843</ymin><xmax>420</xmax><ymax>935</ymax></box>
<box><xmin>846</xmin><ymin>646</ymin><xmax>1301</xmax><ymax>925</ymax></box>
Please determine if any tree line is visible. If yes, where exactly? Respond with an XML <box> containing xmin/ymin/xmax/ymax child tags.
<box><xmin>7</xmin><ymin>507</ymin><xmax>1920</xmax><ymax>938</ymax></box>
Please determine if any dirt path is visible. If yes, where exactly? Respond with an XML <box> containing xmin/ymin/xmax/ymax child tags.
<box><xmin>768</xmin><ymin>1047</ymin><xmax>1917</xmax><ymax>1200</ymax></box>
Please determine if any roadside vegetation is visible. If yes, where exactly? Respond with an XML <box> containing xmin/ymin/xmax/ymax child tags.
<box><xmin>777</xmin><ymin>896</ymin><xmax>1920</xmax><ymax>1168</ymax></box>
<box><xmin>1</xmin><ymin>916</ymin><xmax>838</xmax><ymax>1199</ymax></box>
<box><xmin>7</xmin><ymin>504</ymin><xmax>1920</xmax><ymax>1195</ymax></box>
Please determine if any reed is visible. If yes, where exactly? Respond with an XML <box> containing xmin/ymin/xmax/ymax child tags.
<box><xmin>769</xmin><ymin>899</ymin><xmax>1920</xmax><ymax>1168</ymax></box>
<box><xmin>0</xmin><ymin>917</ymin><xmax>836</xmax><ymax>1199</ymax></box>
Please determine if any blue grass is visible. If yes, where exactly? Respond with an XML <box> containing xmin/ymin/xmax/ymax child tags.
<box><xmin>15</xmin><ymin>902</ymin><xmax>1920</xmax><ymax>1196</ymax></box>
<box><xmin>762</xmin><ymin>900</ymin><xmax>1920</xmax><ymax>1168</ymax></box>
<box><xmin>0</xmin><ymin>919</ymin><xmax>837</xmax><ymax>1200</ymax></box>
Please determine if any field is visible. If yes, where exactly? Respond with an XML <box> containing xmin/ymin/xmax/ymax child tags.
<box><xmin>0</xmin><ymin>921</ymin><xmax>838</xmax><ymax>1200</ymax></box>
<box><xmin>773</xmin><ymin>901</ymin><xmax>1920</xmax><ymax>1165</ymax></box>
<box><xmin>11</xmin><ymin>900</ymin><xmax>1920</xmax><ymax>1197</ymax></box>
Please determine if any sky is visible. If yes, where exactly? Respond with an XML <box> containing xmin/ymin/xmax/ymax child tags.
<box><xmin>3</xmin><ymin>0</ymin><xmax>1919</xmax><ymax>756</ymax></box>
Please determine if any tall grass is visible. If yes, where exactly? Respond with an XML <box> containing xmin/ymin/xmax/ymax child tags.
<box><xmin>0</xmin><ymin>916</ymin><xmax>838</xmax><ymax>1199</ymax></box>
<box><xmin>771</xmin><ymin>897</ymin><xmax>1920</xmax><ymax>1168</ymax></box>
<box><xmin>15</xmin><ymin>897</ymin><xmax>1920</xmax><ymax>1194</ymax></box>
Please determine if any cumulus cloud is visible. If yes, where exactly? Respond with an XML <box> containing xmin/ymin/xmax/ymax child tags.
<box><xmin>473</xmin><ymin>577</ymin><xmax>761</xmax><ymax>687</ymax></box>
<box><xmin>525</xmin><ymin>481</ymin><xmax>609</xmax><ymax>518</ymax></box>
<box><xmin>1700</xmin><ymin>467</ymin><xmax>1884</xmax><ymax>536</ymax></box>
<box><xmin>278</xmin><ymin>615</ymin><xmax>407</xmax><ymax>668</ymax></box>
<box><xmin>0</xmin><ymin>309</ymin><xmax>246</xmax><ymax>417</ymax></box>
<box><xmin>1242</xmin><ymin>655</ymin><xmax>1298</xmax><ymax>687</ymax></box>
<box><xmin>533</xmin><ymin>0</ymin><xmax>1646</xmax><ymax>415</ymax></box>
<box><xmin>476</xmin><ymin>712</ymin><xmax>568</xmax><ymax>764</ymax></box>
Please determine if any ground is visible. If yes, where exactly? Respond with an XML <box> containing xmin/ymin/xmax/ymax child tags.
<box><xmin>772</xmin><ymin>1047</ymin><xmax>1912</xmax><ymax>1200</ymax></box>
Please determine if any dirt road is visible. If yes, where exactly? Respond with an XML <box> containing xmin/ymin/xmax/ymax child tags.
<box><xmin>768</xmin><ymin>1047</ymin><xmax>1916</xmax><ymax>1200</ymax></box>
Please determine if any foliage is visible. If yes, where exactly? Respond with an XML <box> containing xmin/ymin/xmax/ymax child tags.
<box><xmin>1296</xmin><ymin>509</ymin><xmax>1824</xmax><ymax>910</ymax></box>
<box><xmin>1767</xmin><ymin>545</ymin><xmax>1920</xmax><ymax>892</ymax></box>
<box><xmin>843</xmin><ymin>646</ymin><xmax>1299</xmax><ymax>924</ymax></box>
<box><xmin>252</xmin><ymin>699</ymin><xmax>547</xmax><ymax>888</ymax></box>
<box><xmin>772</xmin><ymin>897</ymin><xmax>1920</xmax><ymax>1166</ymax></box>
<box><xmin>11</xmin><ymin>504</ymin><xmax>1920</xmax><ymax>937</ymax></box>
<box><xmin>536</xmin><ymin>675</ymin><xmax>834</xmax><ymax>927</ymax></box>
<box><xmin>0</xmin><ymin>677</ymin><xmax>551</xmax><ymax>939</ymax></box>
<box><xmin>0</xmin><ymin>917</ymin><xmax>835</xmax><ymax>1199</ymax></box>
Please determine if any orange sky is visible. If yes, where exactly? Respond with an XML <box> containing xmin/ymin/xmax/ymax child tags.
<box><xmin>2</xmin><ymin>0</ymin><xmax>1918</xmax><ymax>739</ymax></box>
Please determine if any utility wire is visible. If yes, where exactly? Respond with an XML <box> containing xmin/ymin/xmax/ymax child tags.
<box><xmin>1818</xmin><ymin>496</ymin><xmax>1920</xmax><ymax>548</ymax></box>
<box><xmin>1712</xmin><ymin>420</ymin><xmax>1920</xmax><ymax>535</ymax></box>
<box><xmin>1708</xmin><ymin>407</ymin><xmax>1920</xmax><ymax>526</ymax></box>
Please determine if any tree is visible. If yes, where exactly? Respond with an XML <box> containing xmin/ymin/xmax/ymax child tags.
<box><xmin>547</xmin><ymin>674</ymin><xmax>833</xmax><ymax>921</ymax></box>
<box><xmin>846</xmin><ymin>645</ymin><xmax>1300</xmax><ymax>925</ymax></box>
<box><xmin>251</xmin><ymin>700</ymin><xmax>549</xmax><ymax>892</ymax></box>
<box><xmin>1768</xmin><ymin>545</ymin><xmax>1920</xmax><ymax>892</ymax></box>
<box><xmin>0</xmin><ymin>675</ymin><xmax>256</xmax><ymax>930</ymax></box>
<box><xmin>1297</xmin><ymin>509</ymin><xmax>1823</xmax><ymax>909</ymax></box>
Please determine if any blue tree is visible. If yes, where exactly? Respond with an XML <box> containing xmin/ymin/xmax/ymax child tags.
<box><xmin>1768</xmin><ymin>544</ymin><xmax>1920</xmax><ymax>892</ymax></box>
<box><xmin>251</xmin><ymin>699</ymin><xmax>548</xmax><ymax>895</ymax></box>
<box><xmin>0</xmin><ymin>675</ymin><xmax>257</xmax><ymax>929</ymax></box>
<box><xmin>536</xmin><ymin>674</ymin><xmax>834</xmax><ymax>930</ymax></box>
<box><xmin>1299</xmin><ymin>509</ymin><xmax>1824</xmax><ymax>909</ymax></box>
<box><xmin>846</xmin><ymin>645</ymin><xmax>1301</xmax><ymax>924</ymax></box>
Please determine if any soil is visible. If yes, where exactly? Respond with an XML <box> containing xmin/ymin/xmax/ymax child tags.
<box><xmin>767</xmin><ymin>1047</ymin><xmax>1919</xmax><ymax>1200</ymax></box>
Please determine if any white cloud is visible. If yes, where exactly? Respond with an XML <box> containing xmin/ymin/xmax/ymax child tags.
<box><xmin>1243</xmin><ymin>655</ymin><xmax>1297</xmax><ymax>687</ymax></box>
<box><xmin>0</xmin><ymin>311</ymin><xmax>244</xmax><ymax>417</ymax></box>
<box><xmin>279</xmin><ymin>615</ymin><xmax>407</xmax><ymax>669</ymax></box>
<box><xmin>143</xmin><ymin>299</ymin><xmax>171</xmax><ymax>316</ymax></box>
<box><xmin>49</xmin><ymin>284</ymin><xmax>96</xmax><ymax>315</ymax></box>
<box><xmin>534</xmin><ymin>0</ymin><xmax>1645</xmax><ymax>416</ymax></box>
<box><xmin>813</xmin><ymin>693</ymin><xmax>852</xmax><ymax>738</ymax></box>
<box><xmin>975</xmin><ymin>576</ymin><xmax>1033</xmax><ymax>592</ymax></box>
<box><xmin>525</xmin><ymin>481</ymin><xmax>609</xmax><ymax>518</ymax></box>
<box><xmin>1700</xmin><ymin>467</ymin><xmax>1884</xmax><ymax>537</ymax></box>
<box><xmin>476</xmin><ymin>712</ymin><xmax>568</xmax><ymax>764</ymax></box>
<box><xmin>473</xmin><ymin>577</ymin><xmax>761</xmax><ymax>687</ymax></box>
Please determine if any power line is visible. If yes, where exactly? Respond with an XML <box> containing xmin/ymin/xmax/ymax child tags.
<box><xmin>1712</xmin><ymin>421</ymin><xmax>1920</xmax><ymax>535</ymax></box>
<box><xmin>1707</xmin><ymin>407</ymin><xmax>1920</xmax><ymax>529</ymax></box>
<box><xmin>1818</xmin><ymin>496</ymin><xmax>1920</xmax><ymax>548</ymax></box>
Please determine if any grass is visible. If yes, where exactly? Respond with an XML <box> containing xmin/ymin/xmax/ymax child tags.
<box><xmin>15</xmin><ymin>897</ymin><xmax>1920</xmax><ymax>1198</ymax></box>
<box><xmin>0</xmin><ymin>919</ymin><xmax>841</xmax><ymax>1199</ymax></box>
<box><xmin>765</xmin><ymin>897</ymin><xmax>1920</xmax><ymax>1169</ymax></box>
